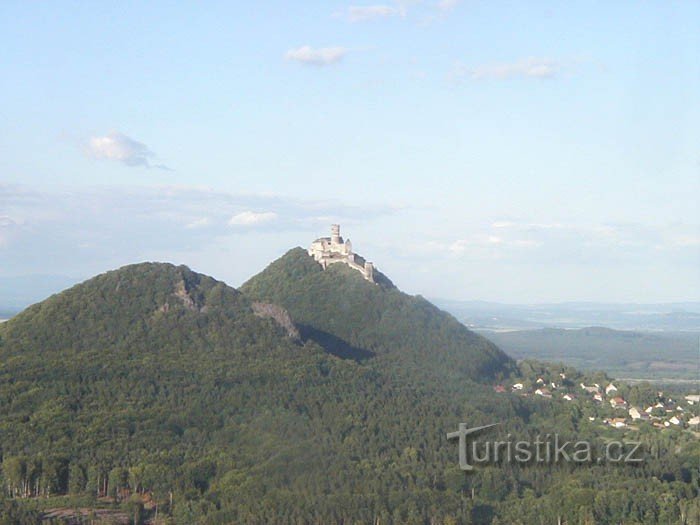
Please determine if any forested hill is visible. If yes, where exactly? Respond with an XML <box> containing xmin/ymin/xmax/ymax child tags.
<box><xmin>241</xmin><ymin>247</ymin><xmax>514</xmax><ymax>380</ymax></box>
<box><xmin>0</xmin><ymin>262</ymin><xmax>298</xmax><ymax>358</ymax></box>
<box><xmin>0</xmin><ymin>257</ymin><xmax>523</xmax><ymax>522</ymax></box>
<box><xmin>0</xmin><ymin>257</ymin><xmax>696</xmax><ymax>523</ymax></box>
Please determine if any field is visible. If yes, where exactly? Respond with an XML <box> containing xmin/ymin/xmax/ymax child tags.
<box><xmin>479</xmin><ymin>327</ymin><xmax>699</xmax><ymax>381</ymax></box>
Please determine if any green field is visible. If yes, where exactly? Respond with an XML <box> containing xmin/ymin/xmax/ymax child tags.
<box><xmin>479</xmin><ymin>327</ymin><xmax>699</xmax><ymax>381</ymax></box>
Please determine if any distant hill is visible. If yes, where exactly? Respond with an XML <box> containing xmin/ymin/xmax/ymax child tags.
<box><xmin>480</xmin><ymin>327</ymin><xmax>699</xmax><ymax>381</ymax></box>
<box><xmin>434</xmin><ymin>299</ymin><xmax>700</xmax><ymax>332</ymax></box>
<box><xmin>241</xmin><ymin>247</ymin><xmax>513</xmax><ymax>381</ymax></box>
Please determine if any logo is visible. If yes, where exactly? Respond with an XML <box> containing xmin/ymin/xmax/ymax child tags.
<box><xmin>447</xmin><ymin>423</ymin><xmax>643</xmax><ymax>470</ymax></box>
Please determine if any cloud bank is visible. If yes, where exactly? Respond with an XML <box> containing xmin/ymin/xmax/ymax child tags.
<box><xmin>0</xmin><ymin>183</ymin><xmax>394</xmax><ymax>276</ymax></box>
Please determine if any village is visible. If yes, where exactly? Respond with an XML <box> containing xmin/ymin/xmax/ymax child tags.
<box><xmin>494</xmin><ymin>368</ymin><xmax>700</xmax><ymax>432</ymax></box>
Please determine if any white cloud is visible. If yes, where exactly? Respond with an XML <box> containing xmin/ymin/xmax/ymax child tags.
<box><xmin>453</xmin><ymin>57</ymin><xmax>561</xmax><ymax>81</ymax></box>
<box><xmin>670</xmin><ymin>234</ymin><xmax>700</xmax><ymax>247</ymax></box>
<box><xmin>492</xmin><ymin>221</ymin><xmax>565</xmax><ymax>230</ymax></box>
<box><xmin>185</xmin><ymin>217</ymin><xmax>211</xmax><ymax>229</ymax></box>
<box><xmin>340</xmin><ymin>5</ymin><xmax>404</xmax><ymax>21</ymax></box>
<box><xmin>0</xmin><ymin>216</ymin><xmax>18</xmax><ymax>228</ymax></box>
<box><xmin>285</xmin><ymin>46</ymin><xmax>347</xmax><ymax>66</ymax></box>
<box><xmin>228</xmin><ymin>211</ymin><xmax>278</xmax><ymax>226</ymax></box>
<box><xmin>0</xmin><ymin>215</ymin><xmax>22</xmax><ymax>248</ymax></box>
<box><xmin>448</xmin><ymin>234</ymin><xmax>527</xmax><ymax>254</ymax></box>
<box><xmin>437</xmin><ymin>0</ymin><xmax>460</xmax><ymax>12</ymax></box>
<box><xmin>86</xmin><ymin>132</ymin><xmax>171</xmax><ymax>170</ymax></box>
<box><xmin>415</xmin><ymin>219</ymin><xmax>700</xmax><ymax>264</ymax></box>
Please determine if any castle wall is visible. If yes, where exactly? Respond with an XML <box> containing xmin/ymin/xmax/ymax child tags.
<box><xmin>308</xmin><ymin>225</ymin><xmax>376</xmax><ymax>283</ymax></box>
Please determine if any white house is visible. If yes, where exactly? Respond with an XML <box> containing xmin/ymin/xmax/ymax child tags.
<box><xmin>610</xmin><ymin>397</ymin><xmax>628</xmax><ymax>409</ymax></box>
<box><xmin>535</xmin><ymin>388</ymin><xmax>552</xmax><ymax>398</ymax></box>
<box><xmin>606</xmin><ymin>418</ymin><xmax>627</xmax><ymax>428</ymax></box>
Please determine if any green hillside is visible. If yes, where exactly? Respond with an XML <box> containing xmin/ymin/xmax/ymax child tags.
<box><xmin>241</xmin><ymin>248</ymin><xmax>513</xmax><ymax>381</ymax></box>
<box><xmin>0</xmin><ymin>258</ymin><xmax>697</xmax><ymax>524</ymax></box>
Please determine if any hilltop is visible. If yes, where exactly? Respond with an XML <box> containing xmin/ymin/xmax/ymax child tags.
<box><xmin>241</xmin><ymin>247</ymin><xmax>512</xmax><ymax>380</ymax></box>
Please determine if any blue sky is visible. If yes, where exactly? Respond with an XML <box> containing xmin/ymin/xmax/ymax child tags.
<box><xmin>1</xmin><ymin>1</ymin><xmax>698</xmax><ymax>303</ymax></box>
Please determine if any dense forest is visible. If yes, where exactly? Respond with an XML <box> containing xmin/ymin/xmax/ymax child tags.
<box><xmin>0</xmin><ymin>252</ymin><xmax>697</xmax><ymax>524</ymax></box>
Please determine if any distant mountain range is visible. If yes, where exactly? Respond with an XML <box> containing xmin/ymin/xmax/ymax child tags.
<box><xmin>3</xmin><ymin>274</ymin><xmax>698</xmax><ymax>333</ymax></box>
<box><xmin>433</xmin><ymin>299</ymin><xmax>700</xmax><ymax>332</ymax></box>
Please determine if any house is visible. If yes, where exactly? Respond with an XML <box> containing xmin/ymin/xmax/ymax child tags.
<box><xmin>629</xmin><ymin>407</ymin><xmax>642</xmax><ymax>420</ymax></box>
<box><xmin>610</xmin><ymin>397</ymin><xmax>627</xmax><ymax>409</ymax></box>
<box><xmin>605</xmin><ymin>383</ymin><xmax>618</xmax><ymax>395</ymax></box>
<box><xmin>512</xmin><ymin>383</ymin><xmax>524</xmax><ymax>390</ymax></box>
<box><xmin>688</xmin><ymin>416</ymin><xmax>700</xmax><ymax>426</ymax></box>
<box><xmin>550</xmin><ymin>382</ymin><xmax>558</xmax><ymax>389</ymax></box>
<box><xmin>606</xmin><ymin>417</ymin><xmax>627</xmax><ymax>428</ymax></box>
<box><xmin>562</xmin><ymin>393</ymin><xmax>575</xmax><ymax>401</ymax></box>
<box><xmin>593</xmin><ymin>393</ymin><xmax>604</xmax><ymax>403</ymax></box>
<box><xmin>685</xmin><ymin>395</ymin><xmax>700</xmax><ymax>404</ymax></box>
<box><xmin>581</xmin><ymin>383</ymin><xmax>600</xmax><ymax>394</ymax></box>
<box><xmin>493</xmin><ymin>385</ymin><xmax>507</xmax><ymax>393</ymax></box>
<box><xmin>645</xmin><ymin>406</ymin><xmax>654</xmax><ymax>414</ymax></box>
<box><xmin>535</xmin><ymin>388</ymin><xmax>552</xmax><ymax>398</ymax></box>
<box><xmin>669</xmin><ymin>416</ymin><xmax>681</xmax><ymax>426</ymax></box>
<box><xmin>536</xmin><ymin>378</ymin><xmax>545</xmax><ymax>385</ymax></box>
<box><xmin>559</xmin><ymin>373</ymin><xmax>566</xmax><ymax>379</ymax></box>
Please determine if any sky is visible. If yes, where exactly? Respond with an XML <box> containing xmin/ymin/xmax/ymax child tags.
<box><xmin>1</xmin><ymin>1</ymin><xmax>698</xmax><ymax>304</ymax></box>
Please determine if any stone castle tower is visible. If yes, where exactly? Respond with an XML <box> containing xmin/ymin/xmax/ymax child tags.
<box><xmin>308</xmin><ymin>224</ymin><xmax>375</xmax><ymax>282</ymax></box>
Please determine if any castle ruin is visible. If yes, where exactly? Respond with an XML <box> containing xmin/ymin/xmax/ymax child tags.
<box><xmin>308</xmin><ymin>225</ymin><xmax>375</xmax><ymax>283</ymax></box>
